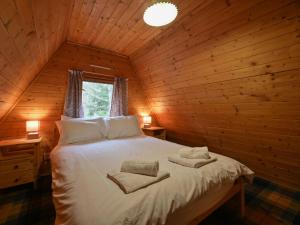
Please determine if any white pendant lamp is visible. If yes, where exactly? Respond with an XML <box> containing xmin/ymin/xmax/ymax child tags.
<box><xmin>143</xmin><ymin>1</ymin><xmax>178</xmax><ymax>27</ymax></box>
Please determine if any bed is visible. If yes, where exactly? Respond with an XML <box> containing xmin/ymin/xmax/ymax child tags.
<box><xmin>50</xmin><ymin>135</ymin><xmax>254</xmax><ymax>225</ymax></box>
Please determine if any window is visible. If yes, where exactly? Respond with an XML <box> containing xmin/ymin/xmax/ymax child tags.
<box><xmin>82</xmin><ymin>81</ymin><xmax>113</xmax><ymax>118</ymax></box>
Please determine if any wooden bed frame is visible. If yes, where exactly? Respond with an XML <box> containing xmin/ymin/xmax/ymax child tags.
<box><xmin>52</xmin><ymin>130</ymin><xmax>246</xmax><ymax>224</ymax></box>
<box><xmin>188</xmin><ymin>178</ymin><xmax>245</xmax><ymax>225</ymax></box>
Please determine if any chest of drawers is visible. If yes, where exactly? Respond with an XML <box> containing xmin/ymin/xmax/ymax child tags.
<box><xmin>0</xmin><ymin>138</ymin><xmax>42</xmax><ymax>189</ymax></box>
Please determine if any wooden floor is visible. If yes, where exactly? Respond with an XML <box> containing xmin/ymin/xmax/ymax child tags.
<box><xmin>0</xmin><ymin>177</ymin><xmax>299</xmax><ymax>225</ymax></box>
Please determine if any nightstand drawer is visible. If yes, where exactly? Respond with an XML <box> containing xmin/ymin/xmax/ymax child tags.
<box><xmin>142</xmin><ymin>127</ymin><xmax>166</xmax><ymax>140</ymax></box>
<box><xmin>0</xmin><ymin>138</ymin><xmax>41</xmax><ymax>189</ymax></box>
<box><xmin>0</xmin><ymin>158</ymin><xmax>34</xmax><ymax>173</ymax></box>
<box><xmin>155</xmin><ymin>133</ymin><xmax>166</xmax><ymax>140</ymax></box>
<box><xmin>0</xmin><ymin>170</ymin><xmax>34</xmax><ymax>188</ymax></box>
<box><xmin>0</xmin><ymin>144</ymin><xmax>35</xmax><ymax>160</ymax></box>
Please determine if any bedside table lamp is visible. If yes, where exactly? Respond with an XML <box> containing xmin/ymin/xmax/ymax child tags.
<box><xmin>26</xmin><ymin>120</ymin><xmax>40</xmax><ymax>139</ymax></box>
<box><xmin>143</xmin><ymin>116</ymin><xmax>152</xmax><ymax>128</ymax></box>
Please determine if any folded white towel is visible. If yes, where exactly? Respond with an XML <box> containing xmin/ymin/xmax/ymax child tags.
<box><xmin>178</xmin><ymin>147</ymin><xmax>210</xmax><ymax>159</ymax></box>
<box><xmin>107</xmin><ymin>170</ymin><xmax>170</xmax><ymax>194</ymax></box>
<box><xmin>120</xmin><ymin>160</ymin><xmax>159</xmax><ymax>177</ymax></box>
<box><xmin>168</xmin><ymin>155</ymin><xmax>217</xmax><ymax>168</ymax></box>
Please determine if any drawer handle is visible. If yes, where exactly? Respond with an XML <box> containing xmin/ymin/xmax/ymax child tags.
<box><xmin>14</xmin><ymin>178</ymin><xmax>19</xmax><ymax>183</ymax></box>
<box><xmin>14</xmin><ymin>165</ymin><xmax>19</xmax><ymax>169</ymax></box>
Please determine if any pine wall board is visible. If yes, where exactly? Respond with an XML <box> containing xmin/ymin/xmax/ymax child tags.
<box><xmin>0</xmin><ymin>0</ymin><xmax>299</xmax><ymax>190</ymax></box>
<box><xmin>131</xmin><ymin>0</ymin><xmax>300</xmax><ymax>190</ymax></box>
<box><xmin>66</xmin><ymin>0</ymin><xmax>209</xmax><ymax>55</ymax></box>
<box><xmin>0</xmin><ymin>0</ymin><xmax>73</xmax><ymax>120</ymax></box>
<box><xmin>0</xmin><ymin>42</ymin><xmax>150</xmax><ymax>154</ymax></box>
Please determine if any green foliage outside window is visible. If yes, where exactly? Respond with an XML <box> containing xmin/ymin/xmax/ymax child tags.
<box><xmin>82</xmin><ymin>81</ymin><xmax>113</xmax><ymax>118</ymax></box>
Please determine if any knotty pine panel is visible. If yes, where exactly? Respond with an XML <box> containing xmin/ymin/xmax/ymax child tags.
<box><xmin>66</xmin><ymin>0</ymin><xmax>209</xmax><ymax>55</ymax></box>
<box><xmin>131</xmin><ymin>0</ymin><xmax>300</xmax><ymax>189</ymax></box>
<box><xmin>0</xmin><ymin>42</ymin><xmax>150</xmax><ymax>154</ymax></box>
<box><xmin>0</xmin><ymin>0</ymin><xmax>73</xmax><ymax>119</ymax></box>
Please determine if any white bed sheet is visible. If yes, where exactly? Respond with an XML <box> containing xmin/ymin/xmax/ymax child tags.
<box><xmin>50</xmin><ymin>136</ymin><xmax>254</xmax><ymax>225</ymax></box>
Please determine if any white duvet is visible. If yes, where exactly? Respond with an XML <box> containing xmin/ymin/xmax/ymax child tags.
<box><xmin>50</xmin><ymin>136</ymin><xmax>254</xmax><ymax>225</ymax></box>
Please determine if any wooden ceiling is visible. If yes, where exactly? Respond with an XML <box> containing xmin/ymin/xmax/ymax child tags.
<box><xmin>0</xmin><ymin>0</ymin><xmax>208</xmax><ymax>121</ymax></box>
<box><xmin>67</xmin><ymin>0</ymin><xmax>209</xmax><ymax>55</ymax></box>
<box><xmin>0</xmin><ymin>0</ymin><xmax>73</xmax><ymax>120</ymax></box>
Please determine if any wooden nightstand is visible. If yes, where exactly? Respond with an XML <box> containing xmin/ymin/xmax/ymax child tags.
<box><xmin>142</xmin><ymin>127</ymin><xmax>166</xmax><ymax>140</ymax></box>
<box><xmin>0</xmin><ymin>137</ymin><xmax>42</xmax><ymax>189</ymax></box>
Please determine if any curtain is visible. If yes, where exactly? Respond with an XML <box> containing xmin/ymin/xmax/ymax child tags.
<box><xmin>110</xmin><ymin>77</ymin><xmax>128</xmax><ymax>116</ymax></box>
<box><xmin>63</xmin><ymin>69</ymin><xmax>84</xmax><ymax>118</ymax></box>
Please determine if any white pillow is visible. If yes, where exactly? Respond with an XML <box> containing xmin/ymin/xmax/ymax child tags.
<box><xmin>105</xmin><ymin>116</ymin><xmax>142</xmax><ymax>139</ymax></box>
<box><xmin>61</xmin><ymin>115</ymin><xmax>107</xmax><ymax>137</ymax></box>
<box><xmin>56</xmin><ymin>120</ymin><xmax>104</xmax><ymax>145</ymax></box>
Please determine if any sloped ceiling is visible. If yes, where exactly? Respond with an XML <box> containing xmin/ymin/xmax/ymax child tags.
<box><xmin>0</xmin><ymin>0</ymin><xmax>73</xmax><ymax>119</ymax></box>
<box><xmin>66</xmin><ymin>0</ymin><xmax>208</xmax><ymax>55</ymax></box>
<box><xmin>131</xmin><ymin>0</ymin><xmax>300</xmax><ymax>189</ymax></box>
<box><xmin>0</xmin><ymin>0</ymin><xmax>208</xmax><ymax>121</ymax></box>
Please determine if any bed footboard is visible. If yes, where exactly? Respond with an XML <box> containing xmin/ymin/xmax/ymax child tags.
<box><xmin>188</xmin><ymin>178</ymin><xmax>245</xmax><ymax>225</ymax></box>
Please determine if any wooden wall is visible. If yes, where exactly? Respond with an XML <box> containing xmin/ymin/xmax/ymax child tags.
<box><xmin>131</xmin><ymin>0</ymin><xmax>300</xmax><ymax>190</ymax></box>
<box><xmin>0</xmin><ymin>0</ymin><xmax>73</xmax><ymax>119</ymax></box>
<box><xmin>0</xmin><ymin>42</ymin><xmax>150</xmax><ymax>154</ymax></box>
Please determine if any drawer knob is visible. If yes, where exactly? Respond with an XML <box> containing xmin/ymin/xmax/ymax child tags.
<box><xmin>14</xmin><ymin>178</ymin><xmax>19</xmax><ymax>183</ymax></box>
<box><xmin>14</xmin><ymin>165</ymin><xmax>19</xmax><ymax>169</ymax></box>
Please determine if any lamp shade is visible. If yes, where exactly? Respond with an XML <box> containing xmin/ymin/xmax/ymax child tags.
<box><xmin>143</xmin><ymin>116</ymin><xmax>152</xmax><ymax>127</ymax></box>
<box><xmin>143</xmin><ymin>2</ymin><xmax>178</xmax><ymax>27</ymax></box>
<box><xmin>26</xmin><ymin>121</ymin><xmax>40</xmax><ymax>132</ymax></box>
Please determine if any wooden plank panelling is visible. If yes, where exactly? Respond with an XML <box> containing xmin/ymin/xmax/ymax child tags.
<box><xmin>131</xmin><ymin>0</ymin><xmax>300</xmax><ymax>190</ymax></box>
<box><xmin>0</xmin><ymin>0</ymin><xmax>243</xmax><ymax>120</ymax></box>
<box><xmin>0</xmin><ymin>0</ymin><xmax>298</xmax><ymax>191</ymax></box>
<box><xmin>0</xmin><ymin>0</ymin><xmax>73</xmax><ymax>120</ymax></box>
<box><xmin>0</xmin><ymin>42</ymin><xmax>150</xmax><ymax>155</ymax></box>
<box><xmin>66</xmin><ymin>0</ymin><xmax>209</xmax><ymax>55</ymax></box>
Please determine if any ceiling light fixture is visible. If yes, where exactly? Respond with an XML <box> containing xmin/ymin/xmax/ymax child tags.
<box><xmin>143</xmin><ymin>1</ymin><xmax>178</xmax><ymax>27</ymax></box>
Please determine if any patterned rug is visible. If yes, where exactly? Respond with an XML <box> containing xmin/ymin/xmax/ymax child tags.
<box><xmin>0</xmin><ymin>177</ymin><xmax>54</xmax><ymax>225</ymax></box>
<box><xmin>202</xmin><ymin>178</ymin><xmax>300</xmax><ymax>225</ymax></box>
<box><xmin>0</xmin><ymin>177</ymin><xmax>299</xmax><ymax>225</ymax></box>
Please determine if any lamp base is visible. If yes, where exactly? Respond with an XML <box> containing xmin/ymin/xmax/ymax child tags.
<box><xmin>144</xmin><ymin>124</ymin><xmax>151</xmax><ymax>128</ymax></box>
<box><xmin>27</xmin><ymin>132</ymin><xmax>40</xmax><ymax>139</ymax></box>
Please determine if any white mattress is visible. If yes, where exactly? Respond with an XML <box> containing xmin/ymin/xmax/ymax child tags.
<box><xmin>50</xmin><ymin>136</ymin><xmax>254</xmax><ymax>225</ymax></box>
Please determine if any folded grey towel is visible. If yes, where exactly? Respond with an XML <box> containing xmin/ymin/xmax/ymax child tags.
<box><xmin>168</xmin><ymin>155</ymin><xmax>217</xmax><ymax>168</ymax></box>
<box><xmin>120</xmin><ymin>160</ymin><xmax>159</xmax><ymax>177</ymax></box>
<box><xmin>107</xmin><ymin>170</ymin><xmax>170</xmax><ymax>194</ymax></box>
<box><xmin>178</xmin><ymin>147</ymin><xmax>210</xmax><ymax>159</ymax></box>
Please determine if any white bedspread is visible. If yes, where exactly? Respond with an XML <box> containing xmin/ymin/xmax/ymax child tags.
<box><xmin>50</xmin><ymin>136</ymin><xmax>254</xmax><ymax>225</ymax></box>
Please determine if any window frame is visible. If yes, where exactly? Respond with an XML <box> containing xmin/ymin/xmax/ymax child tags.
<box><xmin>82</xmin><ymin>74</ymin><xmax>114</xmax><ymax>118</ymax></box>
<box><xmin>83</xmin><ymin>73</ymin><xmax>115</xmax><ymax>85</ymax></box>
